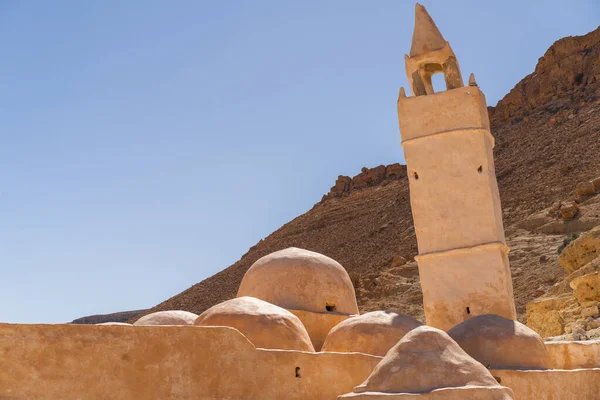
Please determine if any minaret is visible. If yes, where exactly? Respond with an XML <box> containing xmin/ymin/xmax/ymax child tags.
<box><xmin>397</xmin><ymin>4</ymin><xmax>516</xmax><ymax>330</ymax></box>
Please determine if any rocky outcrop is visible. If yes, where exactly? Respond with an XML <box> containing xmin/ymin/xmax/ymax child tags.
<box><xmin>559</xmin><ymin>226</ymin><xmax>600</xmax><ymax>273</ymax></box>
<box><xmin>571</xmin><ymin>272</ymin><xmax>600</xmax><ymax>303</ymax></box>
<box><xmin>491</xmin><ymin>27</ymin><xmax>600</xmax><ymax>122</ymax></box>
<box><xmin>527</xmin><ymin>247</ymin><xmax>600</xmax><ymax>339</ymax></box>
<box><xmin>321</xmin><ymin>164</ymin><xmax>407</xmax><ymax>201</ymax></box>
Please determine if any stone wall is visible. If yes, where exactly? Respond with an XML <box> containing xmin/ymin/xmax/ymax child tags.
<box><xmin>3</xmin><ymin>323</ymin><xmax>600</xmax><ymax>399</ymax></box>
<box><xmin>545</xmin><ymin>340</ymin><xmax>600</xmax><ymax>369</ymax></box>
<box><xmin>492</xmin><ymin>368</ymin><xmax>600</xmax><ymax>400</ymax></box>
<box><xmin>0</xmin><ymin>323</ymin><xmax>380</xmax><ymax>400</ymax></box>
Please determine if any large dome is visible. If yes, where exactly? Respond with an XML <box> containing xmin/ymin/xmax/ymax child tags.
<box><xmin>237</xmin><ymin>247</ymin><xmax>359</xmax><ymax>315</ymax></box>
<box><xmin>322</xmin><ymin>311</ymin><xmax>422</xmax><ymax>356</ymax></box>
<box><xmin>194</xmin><ymin>296</ymin><xmax>315</xmax><ymax>352</ymax></box>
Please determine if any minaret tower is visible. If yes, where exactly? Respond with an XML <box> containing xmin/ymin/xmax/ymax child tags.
<box><xmin>397</xmin><ymin>4</ymin><xmax>516</xmax><ymax>330</ymax></box>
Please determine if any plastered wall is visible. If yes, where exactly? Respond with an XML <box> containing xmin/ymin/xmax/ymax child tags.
<box><xmin>545</xmin><ymin>340</ymin><xmax>600</xmax><ymax>369</ymax></box>
<box><xmin>2</xmin><ymin>323</ymin><xmax>600</xmax><ymax>400</ymax></box>
<box><xmin>0</xmin><ymin>323</ymin><xmax>380</xmax><ymax>400</ymax></box>
<box><xmin>492</xmin><ymin>368</ymin><xmax>600</xmax><ymax>400</ymax></box>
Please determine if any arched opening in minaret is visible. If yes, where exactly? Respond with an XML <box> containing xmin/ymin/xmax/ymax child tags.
<box><xmin>431</xmin><ymin>73</ymin><xmax>446</xmax><ymax>93</ymax></box>
<box><xmin>420</xmin><ymin>63</ymin><xmax>445</xmax><ymax>94</ymax></box>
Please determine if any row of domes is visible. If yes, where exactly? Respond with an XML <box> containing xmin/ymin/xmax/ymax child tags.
<box><xmin>125</xmin><ymin>304</ymin><xmax>550</xmax><ymax>371</ymax></box>
<box><xmin>114</xmin><ymin>247</ymin><xmax>549</xmax><ymax>373</ymax></box>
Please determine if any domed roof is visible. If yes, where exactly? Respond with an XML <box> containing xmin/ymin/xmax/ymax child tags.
<box><xmin>194</xmin><ymin>296</ymin><xmax>315</xmax><ymax>352</ymax></box>
<box><xmin>237</xmin><ymin>247</ymin><xmax>358</xmax><ymax>315</ymax></box>
<box><xmin>322</xmin><ymin>311</ymin><xmax>422</xmax><ymax>356</ymax></box>
<box><xmin>447</xmin><ymin>314</ymin><xmax>550</xmax><ymax>370</ymax></box>
<box><xmin>133</xmin><ymin>310</ymin><xmax>198</xmax><ymax>326</ymax></box>
<box><xmin>353</xmin><ymin>326</ymin><xmax>505</xmax><ymax>395</ymax></box>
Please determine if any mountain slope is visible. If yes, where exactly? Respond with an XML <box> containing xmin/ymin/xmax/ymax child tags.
<box><xmin>134</xmin><ymin>26</ymin><xmax>600</xmax><ymax>324</ymax></box>
<box><xmin>71</xmin><ymin>309</ymin><xmax>146</xmax><ymax>325</ymax></box>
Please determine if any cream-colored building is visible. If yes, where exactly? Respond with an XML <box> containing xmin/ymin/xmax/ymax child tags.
<box><xmin>1</xmin><ymin>4</ymin><xmax>600</xmax><ymax>400</ymax></box>
<box><xmin>397</xmin><ymin>4</ymin><xmax>517</xmax><ymax>330</ymax></box>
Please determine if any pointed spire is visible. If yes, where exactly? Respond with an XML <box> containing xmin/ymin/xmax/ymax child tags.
<box><xmin>398</xmin><ymin>87</ymin><xmax>406</xmax><ymax>102</ymax></box>
<box><xmin>410</xmin><ymin>4</ymin><xmax>447</xmax><ymax>57</ymax></box>
<box><xmin>468</xmin><ymin>73</ymin><xmax>478</xmax><ymax>86</ymax></box>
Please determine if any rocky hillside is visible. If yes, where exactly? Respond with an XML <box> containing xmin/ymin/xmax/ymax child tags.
<box><xmin>71</xmin><ymin>309</ymin><xmax>146</xmax><ymax>325</ymax></box>
<box><xmin>133</xmin><ymin>27</ymin><xmax>600</xmax><ymax>326</ymax></box>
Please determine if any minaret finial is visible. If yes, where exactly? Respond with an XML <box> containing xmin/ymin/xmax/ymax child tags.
<box><xmin>469</xmin><ymin>73</ymin><xmax>478</xmax><ymax>86</ymax></box>
<box><xmin>410</xmin><ymin>3</ymin><xmax>447</xmax><ymax>58</ymax></box>
<box><xmin>398</xmin><ymin>87</ymin><xmax>406</xmax><ymax>103</ymax></box>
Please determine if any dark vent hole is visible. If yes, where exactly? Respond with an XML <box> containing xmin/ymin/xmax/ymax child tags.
<box><xmin>413</xmin><ymin>172</ymin><xmax>419</xmax><ymax>180</ymax></box>
<box><xmin>325</xmin><ymin>303</ymin><xmax>336</xmax><ymax>312</ymax></box>
<box><xmin>295</xmin><ymin>367</ymin><xmax>301</xmax><ymax>378</ymax></box>
<box><xmin>477</xmin><ymin>166</ymin><xmax>483</xmax><ymax>173</ymax></box>
<box><xmin>466</xmin><ymin>307</ymin><xmax>471</xmax><ymax>314</ymax></box>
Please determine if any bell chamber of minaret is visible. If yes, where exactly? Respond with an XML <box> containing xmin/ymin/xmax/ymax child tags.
<box><xmin>397</xmin><ymin>4</ymin><xmax>517</xmax><ymax>330</ymax></box>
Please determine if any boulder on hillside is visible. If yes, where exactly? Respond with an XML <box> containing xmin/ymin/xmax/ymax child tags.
<box><xmin>559</xmin><ymin>226</ymin><xmax>600</xmax><ymax>273</ymax></box>
<box><xmin>559</xmin><ymin>201</ymin><xmax>579</xmax><ymax>221</ymax></box>
<box><xmin>576</xmin><ymin>181</ymin><xmax>596</xmax><ymax>198</ymax></box>
<box><xmin>593</xmin><ymin>177</ymin><xmax>600</xmax><ymax>192</ymax></box>
<box><xmin>570</xmin><ymin>272</ymin><xmax>600</xmax><ymax>303</ymax></box>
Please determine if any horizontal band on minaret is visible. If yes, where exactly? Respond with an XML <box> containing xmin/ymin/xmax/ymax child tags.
<box><xmin>401</xmin><ymin>127</ymin><xmax>495</xmax><ymax>147</ymax></box>
<box><xmin>414</xmin><ymin>242</ymin><xmax>510</xmax><ymax>262</ymax></box>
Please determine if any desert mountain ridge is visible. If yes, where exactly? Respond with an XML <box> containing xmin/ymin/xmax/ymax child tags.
<box><xmin>76</xmin><ymin>26</ymin><xmax>600</xmax><ymax>328</ymax></box>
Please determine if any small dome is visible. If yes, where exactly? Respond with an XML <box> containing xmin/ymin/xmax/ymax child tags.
<box><xmin>447</xmin><ymin>314</ymin><xmax>550</xmax><ymax>370</ymax></box>
<box><xmin>322</xmin><ymin>311</ymin><xmax>422</xmax><ymax>356</ymax></box>
<box><xmin>353</xmin><ymin>326</ymin><xmax>504</xmax><ymax>395</ymax></box>
<box><xmin>237</xmin><ymin>247</ymin><xmax>358</xmax><ymax>315</ymax></box>
<box><xmin>133</xmin><ymin>310</ymin><xmax>198</xmax><ymax>326</ymax></box>
<box><xmin>195</xmin><ymin>296</ymin><xmax>314</xmax><ymax>352</ymax></box>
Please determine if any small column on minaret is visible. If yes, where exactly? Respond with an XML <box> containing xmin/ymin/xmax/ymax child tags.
<box><xmin>397</xmin><ymin>4</ymin><xmax>516</xmax><ymax>330</ymax></box>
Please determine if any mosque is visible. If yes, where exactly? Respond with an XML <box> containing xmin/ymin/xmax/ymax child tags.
<box><xmin>1</xmin><ymin>4</ymin><xmax>599</xmax><ymax>400</ymax></box>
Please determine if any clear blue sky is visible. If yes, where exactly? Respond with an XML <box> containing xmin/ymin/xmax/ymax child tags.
<box><xmin>1</xmin><ymin>1</ymin><xmax>598</xmax><ymax>323</ymax></box>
